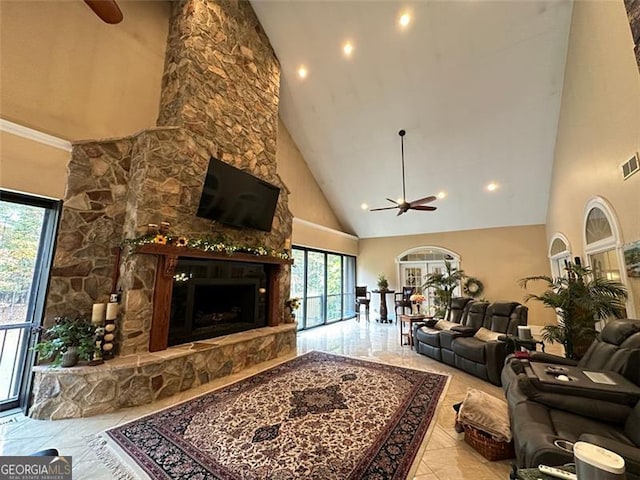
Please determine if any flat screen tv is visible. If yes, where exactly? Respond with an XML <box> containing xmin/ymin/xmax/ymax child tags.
<box><xmin>196</xmin><ymin>157</ymin><xmax>280</xmax><ymax>232</ymax></box>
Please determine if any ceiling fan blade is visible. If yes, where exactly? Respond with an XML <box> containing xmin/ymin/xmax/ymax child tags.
<box><xmin>84</xmin><ymin>0</ymin><xmax>123</xmax><ymax>24</ymax></box>
<box><xmin>385</xmin><ymin>198</ymin><xmax>399</xmax><ymax>205</ymax></box>
<box><xmin>409</xmin><ymin>196</ymin><xmax>437</xmax><ymax>207</ymax></box>
<box><xmin>397</xmin><ymin>209</ymin><xmax>405</xmax><ymax>216</ymax></box>
<box><xmin>369</xmin><ymin>206</ymin><xmax>398</xmax><ymax>211</ymax></box>
<box><xmin>411</xmin><ymin>205</ymin><xmax>438</xmax><ymax>211</ymax></box>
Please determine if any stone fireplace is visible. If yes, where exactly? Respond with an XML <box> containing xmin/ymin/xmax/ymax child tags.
<box><xmin>31</xmin><ymin>0</ymin><xmax>298</xmax><ymax>419</ymax></box>
<box><xmin>45</xmin><ymin>0</ymin><xmax>292</xmax><ymax>353</ymax></box>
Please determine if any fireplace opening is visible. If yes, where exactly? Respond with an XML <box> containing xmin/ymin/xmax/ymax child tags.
<box><xmin>168</xmin><ymin>259</ymin><xmax>268</xmax><ymax>346</ymax></box>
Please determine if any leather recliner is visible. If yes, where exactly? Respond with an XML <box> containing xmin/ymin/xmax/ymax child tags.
<box><xmin>451</xmin><ymin>302</ymin><xmax>528</xmax><ymax>385</ymax></box>
<box><xmin>414</xmin><ymin>297</ymin><xmax>474</xmax><ymax>361</ymax></box>
<box><xmin>502</xmin><ymin>318</ymin><xmax>640</xmax><ymax>390</ymax></box>
<box><xmin>440</xmin><ymin>301</ymin><xmax>489</xmax><ymax>366</ymax></box>
<box><xmin>502</xmin><ymin>319</ymin><xmax>640</xmax><ymax>477</ymax></box>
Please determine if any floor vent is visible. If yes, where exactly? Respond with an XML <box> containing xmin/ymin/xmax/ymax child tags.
<box><xmin>622</xmin><ymin>153</ymin><xmax>639</xmax><ymax>180</ymax></box>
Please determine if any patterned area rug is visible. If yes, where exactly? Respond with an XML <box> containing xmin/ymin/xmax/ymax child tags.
<box><xmin>98</xmin><ymin>351</ymin><xmax>448</xmax><ymax>479</ymax></box>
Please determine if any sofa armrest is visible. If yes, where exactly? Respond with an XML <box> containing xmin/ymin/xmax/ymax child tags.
<box><xmin>451</xmin><ymin>325</ymin><xmax>476</xmax><ymax>336</ymax></box>
<box><xmin>528</xmin><ymin>351</ymin><xmax>578</xmax><ymax>366</ymax></box>
<box><xmin>484</xmin><ymin>340</ymin><xmax>509</xmax><ymax>386</ymax></box>
<box><xmin>579</xmin><ymin>434</ymin><xmax>640</xmax><ymax>477</ymax></box>
<box><xmin>516</xmin><ymin>374</ymin><xmax>633</xmax><ymax>424</ymax></box>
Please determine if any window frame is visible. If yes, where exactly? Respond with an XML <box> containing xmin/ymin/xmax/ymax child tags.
<box><xmin>290</xmin><ymin>245</ymin><xmax>357</xmax><ymax>331</ymax></box>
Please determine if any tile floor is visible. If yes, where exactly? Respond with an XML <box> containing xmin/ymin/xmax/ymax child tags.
<box><xmin>0</xmin><ymin>318</ymin><xmax>555</xmax><ymax>479</ymax></box>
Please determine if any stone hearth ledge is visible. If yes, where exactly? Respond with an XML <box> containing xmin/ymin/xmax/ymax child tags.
<box><xmin>29</xmin><ymin>324</ymin><xmax>297</xmax><ymax>420</ymax></box>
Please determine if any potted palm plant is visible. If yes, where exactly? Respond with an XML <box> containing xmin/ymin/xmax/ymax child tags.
<box><xmin>422</xmin><ymin>261</ymin><xmax>466</xmax><ymax>318</ymax></box>
<box><xmin>519</xmin><ymin>262</ymin><xmax>627</xmax><ymax>359</ymax></box>
<box><xmin>33</xmin><ymin>316</ymin><xmax>98</xmax><ymax>367</ymax></box>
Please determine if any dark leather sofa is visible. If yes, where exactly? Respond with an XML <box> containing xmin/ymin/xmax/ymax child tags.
<box><xmin>413</xmin><ymin>297</ymin><xmax>475</xmax><ymax>361</ymax></box>
<box><xmin>413</xmin><ymin>298</ymin><xmax>528</xmax><ymax>385</ymax></box>
<box><xmin>502</xmin><ymin>319</ymin><xmax>640</xmax><ymax>478</ymax></box>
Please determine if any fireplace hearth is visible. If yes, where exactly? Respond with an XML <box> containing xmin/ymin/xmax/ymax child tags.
<box><xmin>169</xmin><ymin>259</ymin><xmax>268</xmax><ymax>346</ymax></box>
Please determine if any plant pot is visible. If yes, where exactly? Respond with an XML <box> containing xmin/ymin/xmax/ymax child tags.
<box><xmin>60</xmin><ymin>347</ymin><xmax>79</xmax><ymax>367</ymax></box>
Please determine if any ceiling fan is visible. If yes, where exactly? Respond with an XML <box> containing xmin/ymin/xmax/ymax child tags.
<box><xmin>84</xmin><ymin>0</ymin><xmax>123</xmax><ymax>24</ymax></box>
<box><xmin>369</xmin><ymin>130</ymin><xmax>437</xmax><ymax>216</ymax></box>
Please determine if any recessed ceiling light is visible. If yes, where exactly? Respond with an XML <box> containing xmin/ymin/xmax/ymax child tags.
<box><xmin>297</xmin><ymin>66</ymin><xmax>308</xmax><ymax>79</ymax></box>
<box><xmin>399</xmin><ymin>12</ymin><xmax>411</xmax><ymax>28</ymax></box>
<box><xmin>343</xmin><ymin>42</ymin><xmax>354</xmax><ymax>57</ymax></box>
<box><xmin>486</xmin><ymin>182</ymin><xmax>498</xmax><ymax>192</ymax></box>
<box><xmin>361</xmin><ymin>203</ymin><xmax>368</xmax><ymax>210</ymax></box>
<box><xmin>437</xmin><ymin>191</ymin><xmax>447</xmax><ymax>199</ymax></box>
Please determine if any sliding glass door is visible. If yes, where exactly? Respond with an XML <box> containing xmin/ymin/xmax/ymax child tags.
<box><xmin>0</xmin><ymin>190</ymin><xmax>61</xmax><ymax>413</ymax></box>
<box><xmin>326</xmin><ymin>254</ymin><xmax>342</xmax><ymax>323</ymax></box>
<box><xmin>290</xmin><ymin>247</ymin><xmax>356</xmax><ymax>330</ymax></box>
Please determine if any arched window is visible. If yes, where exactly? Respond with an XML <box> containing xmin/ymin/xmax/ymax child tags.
<box><xmin>396</xmin><ymin>246</ymin><xmax>461</xmax><ymax>316</ymax></box>
<box><xmin>583</xmin><ymin>197</ymin><xmax>635</xmax><ymax>318</ymax></box>
<box><xmin>548</xmin><ymin>233</ymin><xmax>571</xmax><ymax>279</ymax></box>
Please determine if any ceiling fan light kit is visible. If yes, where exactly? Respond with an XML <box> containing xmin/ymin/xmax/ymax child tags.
<box><xmin>370</xmin><ymin>129</ymin><xmax>438</xmax><ymax>216</ymax></box>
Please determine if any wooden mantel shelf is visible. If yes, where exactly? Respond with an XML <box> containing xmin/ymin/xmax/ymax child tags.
<box><xmin>134</xmin><ymin>243</ymin><xmax>292</xmax><ymax>266</ymax></box>
<box><xmin>129</xmin><ymin>243</ymin><xmax>291</xmax><ymax>352</ymax></box>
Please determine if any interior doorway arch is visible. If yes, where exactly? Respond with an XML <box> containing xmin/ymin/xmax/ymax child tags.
<box><xmin>395</xmin><ymin>246</ymin><xmax>461</xmax><ymax>316</ymax></box>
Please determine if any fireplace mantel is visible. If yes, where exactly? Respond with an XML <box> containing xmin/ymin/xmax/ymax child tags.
<box><xmin>131</xmin><ymin>244</ymin><xmax>292</xmax><ymax>352</ymax></box>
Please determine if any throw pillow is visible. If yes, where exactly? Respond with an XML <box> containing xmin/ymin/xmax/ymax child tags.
<box><xmin>473</xmin><ymin>327</ymin><xmax>502</xmax><ymax>342</ymax></box>
<box><xmin>458</xmin><ymin>388</ymin><xmax>512</xmax><ymax>442</ymax></box>
<box><xmin>435</xmin><ymin>319</ymin><xmax>459</xmax><ymax>331</ymax></box>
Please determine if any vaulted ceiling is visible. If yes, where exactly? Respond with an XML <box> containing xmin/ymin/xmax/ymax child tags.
<box><xmin>251</xmin><ymin>0</ymin><xmax>573</xmax><ymax>238</ymax></box>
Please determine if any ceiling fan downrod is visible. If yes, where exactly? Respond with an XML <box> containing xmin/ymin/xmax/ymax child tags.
<box><xmin>369</xmin><ymin>128</ymin><xmax>438</xmax><ymax>216</ymax></box>
<box><xmin>399</xmin><ymin>129</ymin><xmax>406</xmax><ymax>204</ymax></box>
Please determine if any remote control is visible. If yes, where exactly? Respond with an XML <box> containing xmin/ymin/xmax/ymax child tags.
<box><xmin>537</xmin><ymin>465</ymin><xmax>577</xmax><ymax>480</ymax></box>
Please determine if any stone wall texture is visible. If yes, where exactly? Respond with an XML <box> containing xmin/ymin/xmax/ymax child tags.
<box><xmin>44</xmin><ymin>0</ymin><xmax>292</xmax><ymax>356</ymax></box>
<box><xmin>30</xmin><ymin>325</ymin><xmax>297</xmax><ymax>419</ymax></box>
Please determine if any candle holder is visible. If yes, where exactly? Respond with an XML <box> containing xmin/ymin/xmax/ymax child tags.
<box><xmin>146</xmin><ymin>223</ymin><xmax>159</xmax><ymax>236</ymax></box>
<box><xmin>102</xmin><ymin>319</ymin><xmax>116</xmax><ymax>360</ymax></box>
<box><xmin>102</xmin><ymin>300</ymin><xmax>119</xmax><ymax>360</ymax></box>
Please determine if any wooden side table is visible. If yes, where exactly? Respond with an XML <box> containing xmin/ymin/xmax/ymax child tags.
<box><xmin>400</xmin><ymin>314</ymin><xmax>430</xmax><ymax>348</ymax></box>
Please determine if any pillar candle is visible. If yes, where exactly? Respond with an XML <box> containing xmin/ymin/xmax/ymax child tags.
<box><xmin>91</xmin><ymin>303</ymin><xmax>106</xmax><ymax>325</ymax></box>
<box><xmin>106</xmin><ymin>302</ymin><xmax>119</xmax><ymax>320</ymax></box>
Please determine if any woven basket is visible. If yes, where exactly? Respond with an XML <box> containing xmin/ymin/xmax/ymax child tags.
<box><xmin>462</xmin><ymin>424</ymin><xmax>515</xmax><ymax>461</ymax></box>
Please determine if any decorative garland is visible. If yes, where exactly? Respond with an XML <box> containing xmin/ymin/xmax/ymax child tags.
<box><xmin>121</xmin><ymin>233</ymin><xmax>291</xmax><ymax>260</ymax></box>
<box><xmin>463</xmin><ymin>277</ymin><xmax>484</xmax><ymax>298</ymax></box>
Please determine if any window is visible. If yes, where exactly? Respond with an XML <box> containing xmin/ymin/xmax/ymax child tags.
<box><xmin>548</xmin><ymin>234</ymin><xmax>571</xmax><ymax>279</ymax></box>
<box><xmin>0</xmin><ymin>190</ymin><xmax>61</xmax><ymax>413</ymax></box>
<box><xmin>583</xmin><ymin>197</ymin><xmax>635</xmax><ymax>318</ymax></box>
<box><xmin>290</xmin><ymin>247</ymin><xmax>356</xmax><ymax>330</ymax></box>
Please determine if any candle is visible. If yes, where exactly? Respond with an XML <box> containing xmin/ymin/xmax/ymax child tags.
<box><xmin>106</xmin><ymin>303</ymin><xmax>119</xmax><ymax>320</ymax></box>
<box><xmin>91</xmin><ymin>303</ymin><xmax>106</xmax><ymax>325</ymax></box>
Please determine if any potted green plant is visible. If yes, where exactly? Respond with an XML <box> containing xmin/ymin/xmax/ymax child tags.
<box><xmin>519</xmin><ymin>262</ymin><xmax>627</xmax><ymax>359</ymax></box>
<box><xmin>285</xmin><ymin>297</ymin><xmax>300</xmax><ymax>322</ymax></box>
<box><xmin>422</xmin><ymin>261</ymin><xmax>466</xmax><ymax>318</ymax></box>
<box><xmin>377</xmin><ymin>273</ymin><xmax>389</xmax><ymax>291</ymax></box>
<box><xmin>33</xmin><ymin>316</ymin><xmax>98</xmax><ymax>367</ymax></box>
